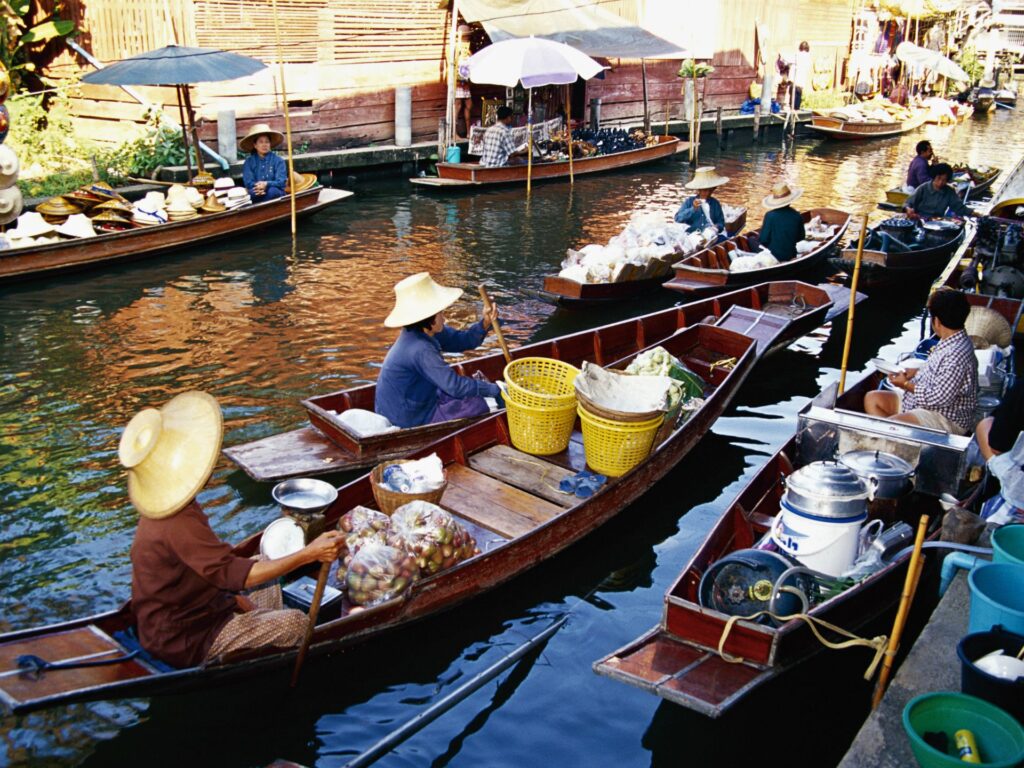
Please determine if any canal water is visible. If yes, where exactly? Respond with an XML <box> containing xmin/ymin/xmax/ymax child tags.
<box><xmin>1</xmin><ymin>109</ymin><xmax>1022</xmax><ymax>767</ymax></box>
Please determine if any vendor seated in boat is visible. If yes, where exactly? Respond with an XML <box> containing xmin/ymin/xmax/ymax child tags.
<box><xmin>240</xmin><ymin>123</ymin><xmax>288</xmax><ymax>202</ymax></box>
<box><xmin>479</xmin><ymin>106</ymin><xmax>529</xmax><ymax>168</ymax></box>
<box><xmin>864</xmin><ymin>289</ymin><xmax>978</xmax><ymax>436</ymax></box>
<box><xmin>375</xmin><ymin>272</ymin><xmax>502</xmax><ymax>428</ymax></box>
<box><xmin>977</xmin><ymin>379</ymin><xmax>1023</xmax><ymax>460</ymax></box>
<box><xmin>674</xmin><ymin>166</ymin><xmax>729</xmax><ymax>242</ymax></box>
<box><xmin>123</xmin><ymin>392</ymin><xmax>344</xmax><ymax>668</ymax></box>
<box><xmin>903</xmin><ymin>163</ymin><xmax>974</xmax><ymax>219</ymax></box>
<box><xmin>758</xmin><ymin>182</ymin><xmax>805</xmax><ymax>262</ymax></box>
<box><xmin>906</xmin><ymin>140</ymin><xmax>934</xmax><ymax>189</ymax></box>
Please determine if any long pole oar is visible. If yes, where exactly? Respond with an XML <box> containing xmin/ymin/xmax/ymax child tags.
<box><xmin>478</xmin><ymin>285</ymin><xmax>511</xmax><ymax>363</ymax></box>
<box><xmin>290</xmin><ymin>561</ymin><xmax>330</xmax><ymax>687</ymax></box>
<box><xmin>871</xmin><ymin>513</ymin><xmax>929</xmax><ymax>710</ymax></box>
<box><xmin>838</xmin><ymin>212</ymin><xmax>869</xmax><ymax>396</ymax></box>
<box><xmin>271</xmin><ymin>0</ymin><xmax>298</xmax><ymax>239</ymax></box>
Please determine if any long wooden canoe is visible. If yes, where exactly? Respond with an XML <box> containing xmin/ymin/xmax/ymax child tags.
<box><xmin>0</xmin><ymin>187</ymin><xmax>353</xmax><ymax>283</ymax></box>
<box><xmin>593</xmin><ymin>371</ymin><xmax>976</xmax><ymax>718</ymax></box>
<box><xmin>662</xmin><ymin>209</ymin><xmax>850</xmax><ymax>299</ymax></box>
<box><xmin>830</xmin><ymin>218</ymin><xmax>971</xmax><ymax>292</ymax></box>
<box><xmin>989</xmin><ymin>153</ymin><xmax>1024</xmax><ymax>220</ymax></box>
<box><xmin>536</xmin><ymin>210</ymin><xmax>749</xmax><ymax>309</ymax></box>
<box><xmin>408</xmin><ymin>135</ymin><xmax>684</xmax><ymax>189</ymax></box>
<box><xmin>0</xmin><ymin>310</ymin><xmax>811</xmax><ymax>714</ymax></box>
<box><xmin>883</xmin><ymin>165</ymin><xmax>1000</xmax><ymax>209</ymax></box>
<box><xmin>225</xmin><ymin>281</ymin><xmax>840</xmax><ymax>482</ymax></box>
<box><xmin>807</xmin><ymin>110</ymin><xmax>928</xmax><ymax>140</ymax></box>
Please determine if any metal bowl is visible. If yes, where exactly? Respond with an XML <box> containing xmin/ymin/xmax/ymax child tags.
<box><xmin>271</xmin><ymin>477</ymin><xmax>338</xmax><ymax>516</ymax></box>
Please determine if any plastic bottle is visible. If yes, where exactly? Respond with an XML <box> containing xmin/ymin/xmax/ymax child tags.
<box><xmin>955</xmin><ymin>729</ymin><xmax>981</xmax><ymax>764</ymax></box>
<box><xmin>382</xmin><ymin>465</ymin><xmax>412</xmax><ymax>493</ymax></box>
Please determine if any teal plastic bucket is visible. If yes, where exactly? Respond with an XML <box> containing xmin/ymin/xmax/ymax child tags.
<box><xmin>902</xmin><ymin>691</ymin><xmax>1024</xmax><ymax>768</ymax></box>
<box><xmin>992</xmin><ymin>525</ymin><xmax>1024</xmax><ymax>566</ymax></box>
<box><xmin>444</xmin><ymin>146</ymin><xmax>461</xmax><ymax>163</ymax></box>
<box><xmin>968</xmin><ymin>562</ymin><xmax>1024</xmax><ymax>634</ymax></box>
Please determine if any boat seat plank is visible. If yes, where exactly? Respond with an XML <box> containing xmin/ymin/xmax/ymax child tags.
<box><xmin>0</xmin><ymin>626</ymin><xmax>152</xmax><ymax>706</ymax></box>
<box><xmin>440</xmin><ymin>464</ymin><xmax>562</xmax><ymax>539</ymax></box>
<box><xmin>602</xmin><ymin>633</ymin><xmax>706</xmax><ymax>684</ymax></box>
<box><xmin>223</xmin><ymin>426</ymin><xmax>358</xmax><ymax>482</ymax></box>
<box><xmin>467</xmin><ymin>445</ymin><xmax>576</xmax><ymax>508</ymax></box>
<box><xmin>659</xmin><ymin>652</ymin><xmax>766</xmax><ymax>707</ymax></box>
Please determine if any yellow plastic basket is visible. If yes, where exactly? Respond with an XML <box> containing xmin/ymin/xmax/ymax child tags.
<box><xmin>502</xmin><ymin>391</ymin><xmax>577</xmax><ymax>456</ymax></box>
<box><xmin>504</xmin><ymin>357</ymin><xmax>580</xmax><ymax>410</ymax></box>
<box><xmin>578</xmin><ymin>406</ymin><xmax>663</xmax><ymax>477</ymax></box>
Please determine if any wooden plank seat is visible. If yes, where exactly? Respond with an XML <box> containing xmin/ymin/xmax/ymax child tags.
<box><xmin>467</xmin><ymin>445</ymin><xmax>577</xmax><ymax>508</ymax></box>
<box><xmin>440</xmin><ymin>462</ymin><xmax>564</xmax><ymax>539</ymax></box>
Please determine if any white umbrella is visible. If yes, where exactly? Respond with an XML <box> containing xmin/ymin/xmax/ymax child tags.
<box><xmin>467</xmin><ymin>37</ymin><xmax>604</xmax><ymax>191</ymax></box>
<box><xmin>895</xmin><ymin>42</ymin><xmax>970</xmax><ymax>83</ymax></box>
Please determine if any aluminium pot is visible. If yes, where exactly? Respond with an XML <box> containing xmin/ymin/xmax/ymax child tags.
<box><xmin>839</xmin><ymin>449</ymin><xmax>915</xmax><ymax>501</ymax></box>
<box><xmin>782</xmin><ymin>460</ymin><xmax>870</xmax><ymax>520</ymax></box>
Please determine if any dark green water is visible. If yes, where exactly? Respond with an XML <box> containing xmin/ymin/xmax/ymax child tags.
<box><xmin>1</xmin><ymin>111</ymin><xmax>1021</xmax><ymax>767</ymax></box>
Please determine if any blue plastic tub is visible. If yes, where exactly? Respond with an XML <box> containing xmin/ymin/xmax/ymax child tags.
<box><xmin>992</xmin><ymin>525</ymin><xmax>1024</xmax><ymax>566</ymax></box>
<box><xmin>444</xmin><ymin>146</ymin><xmax>461</xmax><ymax>164</ymax></box>
<box><xmin>968</xmin><ymin>562</ymin><xmax>1024</xmax><ymax>634</ymax></box>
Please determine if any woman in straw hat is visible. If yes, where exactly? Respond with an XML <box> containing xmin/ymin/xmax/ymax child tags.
<box><xmin>758</xmin><ymin>181</ymin><xmax>806</xmax><ymax>262</ymax></box>
<box><xmin>674</xmin><ymin>167</ymin><xmax>729</xmax><ymax>241</ymax></box>
<box><xmin>375</xmin><ymin>273</ymin><xmax>501</xmax><ymax>429</ymax></box>
<box><xmin>122</xmin><ymin>391</ymin><xmax>343</xmax><ymax>667</ymax></box>
<box><xmin>240</xmin><ymin>123</ymin><xmax>287</xmax><ymax>203</ymax></box>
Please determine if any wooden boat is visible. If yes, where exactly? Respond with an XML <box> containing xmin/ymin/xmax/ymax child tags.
<box><xmin>883</xmin><ymin>165</ymin><xmax>1001</xmax><ymax>210</ymax></box>
<box><xmin>593</xmin><ymin>371</ymin><xmax>977</xmax><ymax>718</ymax></box>
<box><xmin>807</xmin><ymin>110</ymin><xmax>928</xmax><ymax>140</ymax></box>
<box><xmin>989</xmin><ymin>153</ymin><xmax>1024</xmax><ymax>220</ymax></box>
<box><xmin>536</xmin><ymin>209</ymin><xmax>749</xmax><ymax>309</ymax></box>
<box><xmin>0</xmin><ymin>187</ymin><xmax>353</xmax><ymax>284</ymax></box>
<box><xmin>408</xmin><ymin>136</ymin><xmax>684</xmax><ymax>189</ymax></box>
<box><xmin>662</xmin><ymin>209</ymin><xmax>851</xmax><ymax>299</ymax></box>
<box><xmin>0</xmin><ymin>307</ymin><xmax>825</xmax><ymax>715</ymax></box>
<box><xmin>972</xmin><ymin>90</ymin><xmax>996</xmax><ymax>113</ymax></box>
<box><xmin>830</xmin><ymin>218</ymin><xmax>970</xmax><ymax>291</ymax></box>
<box><xmin>226</xmin><ymin>281</ymin><xmax>840</xmax><ymax>482</ymax></box>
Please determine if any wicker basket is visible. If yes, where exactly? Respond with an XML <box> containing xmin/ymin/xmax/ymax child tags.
<box><xmin>370</xmin><ymin>460</ymin><xmax>447</xmax><ymax>516</ymax></box>
<box><xmin>965</xmin><ymin>306</ymin><xmax>1012</xmax><ymax>349</ymax></box>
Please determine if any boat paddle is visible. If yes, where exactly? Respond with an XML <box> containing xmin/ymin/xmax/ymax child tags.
<box><xmin>289</xmin><ymin>560</ymin><xmax>330</xmax><ymax>687</ymax></box>
<box><xmin>838</xmin><ymin>212</ymin><xmax>869</xmax><ymax>396</ymax></box>
<box><xmin>478</xmin><ymin>285</ymin><xmax>511</xmax><ymax>363</ymax></box>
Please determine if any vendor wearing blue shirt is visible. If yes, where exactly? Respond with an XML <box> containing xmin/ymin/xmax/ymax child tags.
<box><xmin>375</xmin><ymin>273</ymin><xmax>502</xmax><ymax>428</ymax></box>
<box><xmin>240</xmin><ymin>123</ymin><xmax>288</xmax><ymax>202</ymax></box>
<box><xmin>906</xmin><ymin>140</ymin><xmax>934</xmax><ymax>189</ymax></box>
<box><xmin>674</xmin><ymin>166</ymin><xmax>729</xmax><ymax>240</ymax></box>
<box><xmin>758</xmin><ymin>181</ymin><xmax>806</xmax><ymax>262</ymax></box>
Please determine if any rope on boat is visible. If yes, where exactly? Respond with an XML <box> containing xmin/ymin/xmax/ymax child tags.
<box><xmin>709</xmin><ymin>357</ymin><xmax>737</xmax><ymax>372</ymax></box>
<box><xmin>715</xmin><ymin>610</ymin><xmax>888</xmax><ymax>681</ymax></box>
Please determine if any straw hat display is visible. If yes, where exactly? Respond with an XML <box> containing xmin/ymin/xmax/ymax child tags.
<box><xmin>92</xmin><ymin>210</ymin><xmax>134</xmax><ymax>232</ymax></box>
<box><xmin>0</xmin><ymin>185</ymin><xmax>23</xmax><ymax>225</ymax></box>
<box><xmin>286</xmin><ymin>171</ymin><xmax>318</xmax><ymax>193</ymax></box>
<box><xmin>213</xmin><ymin>177</ymin><xmax>235</xmax><ymax>192</ymax></box>
<box><xmin>965</xmin><ymin>305</ymin><xmax>1013</xmax><ymax>348</ymax></box>
<box><xmin>224</xmin><ymin>187</ymin><xmax>251</xmax><ymax>209</ymax></box>
<box><xmin>190</xmin><ymin>171</ymin><xmax>215</xmax><ymax>193</ymax></box>
<box><xmin>84</xmin><ymin>181</ymin><xmax>126</xmax><ymax>201</ymax></box>
<box><xmin>384</xmin><ymin>272</ymin><xmax>463</xmax><ymax>328</ymax></box>
<box><xmin>133</xmin><ymin>192</ymin><xmax>168</xmax><ymax>226</ymax></box>
<box><xmin>55</xmin><ymin>213</ymin><xmax>97</xmax><ymax>239</ymax></box>
<box><xmin>166</xmin><ymin>196</ymin><xmax>199</xmax><ymax>221</ymax></box>
<box><xmin>36</xmin><ymin>196</ymin><xmax>83</xmax><ymax>224</ymax></box>
<box><xmin>7</xmin><ymin>210</ymin><xmax>56</xmax><ymax>239</ymax></box>
<box><xmin>200</xmin><ymin>191</ymin><xmax>226</xmax><ymax>214</ymax></box>
<box><xmin>685</xmin><ymin>166</ymin><xmax>729</xmax><ymax>191</ymax></box>
<box><xmin>64</xmin><ymin>188</ymin><xmax>104</xmax><ymax>211</ymax></box>
<box><xmin>762</xmin><ymin>182</ymin><xmax>803</xmax><ymax>210</ymax></box>
<box><xmin>0</xmin><ymin>144</ymin><xmax>19</xmax><ymax>187</ymax></box>
<box><xmin>118</xmin><ymin>391</ymin><xmax>223</xmax><ymax>520</ymax></box>
<box><xmin>91</xmin><ymin>199</ymin><xmax>134</xmax><ymax>217</ymax></box>
<box><xmin>239</xmin><ymin>123</ymin><xmax>285</xmax><ymax>154</ymax></box>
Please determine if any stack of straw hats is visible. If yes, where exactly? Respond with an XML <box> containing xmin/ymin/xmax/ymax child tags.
<box><xmin>132</xmin><ymin>191</ymin><xmax>168</xmax><ymax>226</ymax></box>
<box><xmin>55</xmin><ymin>212</ymin><xmax>96</xmax><ymax>239</ymax></box>
<box><xmin>224</xmin><ymin>187</ymin><xmax>252</xmax><ymax>210</ymax></box>
<box><xmin>36</xmin><ymin>195</ymin><xmax>82</xmax><ymax>225</ymax></box>
<box><xmin>92</xmin><ymin>210</ymin><xmax>134</xmax><ymax>232</ymax></box>
<box><xmin>165</xmin><ymin>184</ymin><xmax>199</xmax><ymax>222</ymax></box>
<box><xmin>0</xmin><ymin>89</ymin><xmax>22</xmax><ymax>229</ymax></box>
<box><xmin>5</xmin><ymin>211</ymin><xmax>59</xmax><ymax>247</ymax></box>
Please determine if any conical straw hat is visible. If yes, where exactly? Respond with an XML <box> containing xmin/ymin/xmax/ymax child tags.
<box><xmin>239</xmin><ymin>123</ymin><xmax>285</xmax><ymax>153</ymax></box>
<box><xmin>287</xmin><ymin>171</ymin><xmax>317</xmax><ymax>193</ymax></box>
<box><xmin>55</xmin><ymin>213</ymin><xmax>96</xmax><ymax>238</ymax></box>
<box><xmin>763</xmin><ymin>181</ymin><xmax>803</xmax><ymax>210</ymax></box>
<box><xmin>384</xmin><ymin>272</ymin><xmax>463</xmax><ymax>328</ymax></box>
<box><xmin>7</xmin><ymin>210</ymin><xmax>56</xmax><ymax>238</ymax></box>
<box><xmin>685</xmin><ymin>166</ymin><xmax>729</xmax><ymax>190</ymax></box>
<box><xmin>119</xmin><ymin>391</ymin><xmax>223</xmax><ymax>520</ymax></box>
<box><xmin>965</xmin><ymin>306</ymin><xmax>1012</xmax><ymax>348</ymax></box>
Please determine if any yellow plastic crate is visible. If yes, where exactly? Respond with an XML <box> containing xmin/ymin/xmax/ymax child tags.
<box><xmin>503</xmin><ymin>357</ymin><xmax>579</xmax><ymax>410</ymax></box>
<box><xmin>578</xmin><ymin>406</ymin><xmax>663</xmax><ymax>477</ymax></box>
<box><xmin>502</xmin><ymin>391</ymin><xmax>577</xmax><ymax>456</ymax></box>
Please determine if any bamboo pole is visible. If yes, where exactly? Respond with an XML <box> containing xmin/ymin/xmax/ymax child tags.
<box><xmin>641</xmin><ymin>59</ymin><xmax>651</xmax><ymax>134</ymax></box>
<box><xmin>444</xmin><ymin>1</ymin><xmax>461</xmax><ymax>150</ymax></box>
<box><xmin>872</xmin><ymin>514</ymin><xmax>930</xmax><ymax>709</ymax></box>
<box><xmin>838</xmin><ymin>212</ymin><xmax>869</xmax><ymax>396</ymax></box>
<box><xmin>478</xmin><ymin>285</ymin><xmax>510</xmax><ymax>363</ymax></box>
<box><xmin>664</xmin><ymin>100</ymin><xmax>670</xmax><ymax>136</ymax></box>
<box><xmin>174</xmin><ymin>85</ymin><xmax>193</xmax><ymax>182</ymax></box>
<box><xmin>566</xmin><ymin>83</ymin><xmax>574</xmax><ymax>185</ymax></box>
<box><xmin>271</xmin><ymin>0</ymin><xmax>297</xmax><ymax>238</ymax></box>
<box><xmin>690</xmin><ymin>70</ymin><xmax>698</xmax><ymax>164</ymax></box>
<box><xmin>526</xmin><ymin>87</ymin><xmax>533</xmax><ymax>196</ymax></box>
<box><xmin>180</xmin><ymin>87</ymin><xmax>205</xmax><ymax>175</ymax></box>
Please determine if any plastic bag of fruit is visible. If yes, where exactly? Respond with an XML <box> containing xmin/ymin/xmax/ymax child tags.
<box><xmin>387</xmin><ymin>500</ymin><xmax>479</xmax><ymax>575</ymax></box>
<box><xmin>344</xmin><ymin>540</ymin><xmax>419</xmax><ymax>607</ymax></box>
<box><xmin>336</xmin><ymin>505</ymin><xmax>391</xmax><ymax>581</ymax></box>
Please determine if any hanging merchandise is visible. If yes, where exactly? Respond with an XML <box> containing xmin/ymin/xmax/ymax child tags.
<box><xmin>0</xmin><ymin>65</ymin><xmax>20</xmax><ymax>229</ymax></box>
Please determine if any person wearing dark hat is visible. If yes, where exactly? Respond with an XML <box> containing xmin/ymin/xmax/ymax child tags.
<box><xmin>864</xmin><ymin>289</ymin><xmax>978</xmax><ymax>435</ymax></box>
<box><xmin>123</xmin><ymin>391</ymin><xmax>344</xmax><ymax>668</ymax></box>
<box><xmin>907</xmin><ymin>140</ymin><xmax>934</xmax><ymax>189</ymax></box>
<box><xmin>479</xmin><ymin>106</ymin><xmax>528</xmax><ymax>167</ymax></box>
<box><xmin>903</xmin><ymin>162</ymin><xmax>973</xmax><ymax>219</ymax></box>
<box><xmin>758</xmin><ymin>181</ymin><xmax>805</xmax><ymax>262</ymax></box>
<box><xmin>375</xmin><ymin>273</ymin><xmax>502</xmax><ymax>428</ymax></box>
<box><xmin>240</xmin><ymin>123</ymin><xmax>288</xmax><ymax>202</ymax></box>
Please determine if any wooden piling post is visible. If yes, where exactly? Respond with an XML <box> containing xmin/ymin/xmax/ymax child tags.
<box><xmin>753</xmin><ymin>104</ymin><xmax>761</xmax><ymax>143</ymax></box>
<box><xmin>716</xmin><ymin>106</ymin><xmax>723</xmax><ymax>147</ymax></box>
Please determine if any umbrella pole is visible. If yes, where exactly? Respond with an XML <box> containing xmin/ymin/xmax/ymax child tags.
<box><xmin>181</xmin><ymin>86</ymin><xmax>205</xmax><ymax>175</ymax></box>
<box><xmin>566</xmin><ymin>83</ymin><xmax>573</xmax><ymax>185</ymax></box>
<box><xmin>271</xmin><ymin>0</ymin><xmax>297</xmax><ymax>238</ymax></box>
<box><xmin>175</xmin><ymin>85</ymin><xmax>193</xmax><ymax>183</ymax></box>
<box><xmin>527</xmin><ymin>87</ymin><xmax>533</xmax><ymax>196</ymax></box>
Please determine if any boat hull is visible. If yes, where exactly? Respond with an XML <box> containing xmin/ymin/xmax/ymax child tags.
<box><xmin>807</xmin><ymin>112</ymin><xmax>926</xmax><ymax>140</ymax></box>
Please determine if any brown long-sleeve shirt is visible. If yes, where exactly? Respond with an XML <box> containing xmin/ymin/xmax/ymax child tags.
<box><xmin>130</xmin><ymin>501</ymin><xmax>254</xmax><ymax>667</ymax></box>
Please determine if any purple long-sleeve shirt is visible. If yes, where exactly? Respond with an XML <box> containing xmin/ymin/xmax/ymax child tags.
<box><xmin>907</xmin><ymin>156</ymin><xmax>931</xmax><ymax>188</ymax></box>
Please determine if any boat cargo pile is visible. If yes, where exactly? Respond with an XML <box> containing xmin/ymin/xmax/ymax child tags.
<box><xmin>809</xmin><ymin>99</ymin><xmax>927</xmax><ymax>140</ymax></box>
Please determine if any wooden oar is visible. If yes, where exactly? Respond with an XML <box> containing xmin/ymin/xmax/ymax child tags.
<box><xmin>871</xmin><ymin>513</ymin><xmax>929</xmax><ymax>709</ymax></box>
<box><xmin>478</xmin><ymin>285</ymin><xmax>511</xmax><ymax>364</ymax></box>
<box><xmin>838</xmin><ymin>212</ymin><xmax>869</xmax><ymax>396</ymax></box>
<box><xmin>289</xmin><ymin>561</ymin><xmax>330</xmax><ymax>687</ymax></box>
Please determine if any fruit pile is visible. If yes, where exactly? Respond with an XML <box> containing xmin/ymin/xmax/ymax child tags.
<box><xmin>387</xmin><ymin>501</ymin><xmax>479</xmax><ymax>575</ymax></box>
<box><xmin>345</xmin><ymin>542</ymin><xmax>420</xmax><ymax>607</ymax></box>
<box><xmin>336</xmin><ymin>506</ymin><xmax>391</xmax><ymax>580</ymax></box>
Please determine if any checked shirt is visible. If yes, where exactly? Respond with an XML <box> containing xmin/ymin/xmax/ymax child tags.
<box><xmin>903</xmin><ymin>329</ymin><xmax>978</xmax><ymax>432</ymax></box>
<box><xmin>479</xmin><ymin>122</ymin><xmax>517</xmax><ymax>167</ymax></box>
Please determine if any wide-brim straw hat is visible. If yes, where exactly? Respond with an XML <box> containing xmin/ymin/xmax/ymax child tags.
<box><xmin>763</xmin><ymin>182</ymin><xmax>803</xmax><ymax>210</ymax></box>
<box><xmin>239</xmin><ymin>123</ymin><xmax>285</xmax><ymax>154</ymax></box>
<box><xmin>7</xmin><ymin>210</ymin><xmax>56</xmax><ymax>239</ymax></box>
<box><xmin>85</xmin><ymin>181</ymin><xmax>125</xmax><ymax>201</ymax></box>
<box><xmin>37</xmin><ymin>196</ymin><xmax>82</xmax><ymax>219</ymax></box>
<box><xmin>0</xmin><ymin>185</ymin><xmax>23</xmax><ymax>225</ymax></box>
<box><xmin>287</xmin><ymin>171</ymin><xmax>317</xmax><ymax>193</ymax></box>
<box><xmin>64</xmin><ymin>189</ymin><xmax>103</xmax><ymax>210</ymax></box>
<box><xmin>980</xmin><ymin>78</ymin><xmax>996</xmax><ymax>89</ymax></box>
<box><xmin>0</xmin><ymin>144</ymin><xmax>19</xmax><ymax>187</ymax></box>
<box><xmin>685</xmin><ymin>166</ymin><xmax>729</xmax><ymax>190</ymax></box>
<box><xmin>166</xmin><ymin>184</ymin><xmax>190</xmax><ymax>204</ymax></box>
<box><xmin>384</xmin><ymin>272</ymin><xmax>463</xmax><ymax>328</ymax></box>
<box><xmin>143</xmin><ymin>191</ymin><xmax>166</xmax><ymax>210</ymax></box>
<box><xmin>56</xmin><ymin>213</ymin><xmax>96</xmax><ymax>238</ymax></box>
<box><xmin>213</xmin><ymin>177</ymin><xmax>235</xmax><ymax>191</ymax></box>
<box><xmin>119</xmin><ymin>391</ymin><xmax>223</xmax><ymax>520</ymax></box>
<box><xmin>965</xmin><ymin>305</ymin><xmax>1012</xmax><ymax>348</ymax></box>
<box><xmin>91</xmin><ymin>199</ymin><xmax>134</xmax><ymax>216</ymax></box>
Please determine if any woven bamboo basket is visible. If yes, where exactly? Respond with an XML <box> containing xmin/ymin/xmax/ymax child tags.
<box><xmin>965</xmin><ymin>306</ymin><xmax>1012</xmax><ymax>349</ymax></box>
<box><xmin>370</xmin><ymin>460</ymin><xmax>447</xmax><ymax>516</ymax></box>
